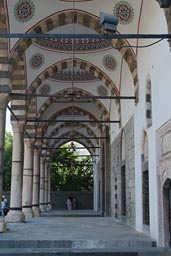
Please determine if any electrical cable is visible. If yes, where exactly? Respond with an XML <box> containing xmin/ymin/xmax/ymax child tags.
<box><xmin>111</xmin><ymin>38</ymin><xmax>164</xmax><ymax>50</ymax></box>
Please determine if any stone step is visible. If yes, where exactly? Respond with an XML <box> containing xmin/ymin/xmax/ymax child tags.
<box><xmin>41</xmin><ymin>210</ymin><xmax>101</xmax><ymax>217</ymax></box>
<box><xmin>0</xmin><ymin>248</ymin><xmax>170</xmax><ymax>256</ymax></box>
<box><xmin>0</xmin><ymin>240</ymin><xmax>156</xmax><ymax>249</ymax></box>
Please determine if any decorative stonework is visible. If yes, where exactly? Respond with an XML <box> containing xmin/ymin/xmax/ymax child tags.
<box><xmin>36</xmin><ymin>38</ymin><xmax>111</xmax><ymax>52</ymax></box>
<box><xmin>103</xmin><ymin>55</ymin><xmax>117</xmax><ymax>71</ymax></box>
<box><xmin>97</xmin><ymin>85</ymin><xmax>108</xmax><ymax>96</ymax></box>
<box><xmin>51</xmin><ymin>70</ymin><xmax>98</xmax><ymax>81</ymax></box>
<box><xmin>14</xmin><ymin>0</ymin><xmax>35</xmax><ymax>23</ymax></box>
<box><xmin>39</xmin><ymin>84</ymin><xmax>51</xmax><ymax>95</ymax></box>
<box><xmin>30</xmin><ymin>54</ymin><xmax>44</xmax><ymax>69</ymax></box>
<box><xmin>156</xmin><ymin>119</ymin><xmax>171</xmax><ymax>246</ymax></box>
<box><xmin>113</xmin><ymin>1</ymin><xmax>134</xmax><ymax>25</ymax></box>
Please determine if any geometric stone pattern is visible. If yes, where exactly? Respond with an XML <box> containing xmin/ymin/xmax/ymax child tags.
<box><xmin>103</xmin><ymin>55</ymin><xmax>117</xmax><ymax>71</ymax></box>
<box><xmin>29</xmin><ymin>54</ymin><xmax>44</xmax><ymax>69</ymax></box>
<box><xmin>14</xmin><ymin>0</ymin><xmax>35</xmax><ymax>23</ymax></box>
<box><xmin>111</xmin><ymin>115</ymin><xmax>135</xmax><ymax>227</ymax></box>
<box><xmin>39</xmin><ymin>84</ymin><xmax>51</xmax><ymax>95</ymax></box>
<box><xmin>113</xmin><ymin>1</ymin><xmax>134</xmax><ymax>25</ymax></box>
<box><xmin>10</xmin><ymin>9</ymin><xmax>138</xmax><ymax>122</ymax></box>
<box><xmin>36</xmin><ymin>38</ymin><xmax>111</xmax><ymax>52</ymax></box>
<box><xmin>51</xmin><ymin>70</ymin><xmax>98</xmax><ymax>81</ymax></box>
<box><xmin>97</xmin><ymin>85</ymin><xmax>108</xmax><ymax>96</ymax></box>
<box><xmin>146</xmin><ymin>78</ymin><xmax>152</xmax><ymax>128</ymax></box>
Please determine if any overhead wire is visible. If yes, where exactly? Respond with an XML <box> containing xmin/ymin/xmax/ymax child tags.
<box><xmin>111</xmin><ymin>38</ymin><xmax>165</xmax><ymax>50</ymax></box>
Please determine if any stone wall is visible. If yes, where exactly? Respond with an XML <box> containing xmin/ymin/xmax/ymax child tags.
<box><xmin>51</xmin><ymin>191</ymin><xmax>93</xmax><ymax>210</ymax></box>
<box><xmin>3</xmin><ymin>191</ymin><xmax>93</xmax><ymax>210</ymax></box>
<box><xmin>156</xmin><ymin>119</ymin><xmax>171</xmax><ymax>246</ymax></box>
<box><xmin>111</xmin><ymin>115</ymin><xmax>135</xmax><ymax>227</ymax></box>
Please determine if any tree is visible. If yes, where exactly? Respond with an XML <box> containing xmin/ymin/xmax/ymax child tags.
<box><xmin>51</xmin><ymin>145</ymin><xmax>93</xmax><ymax>191</ymax></box>
<box><xmin>3</xmin><ymin>131</ymin><xmax>13</xmax><ymax>190</ymax></box>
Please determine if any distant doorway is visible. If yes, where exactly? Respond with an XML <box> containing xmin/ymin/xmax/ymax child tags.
<box><xmin>163</xmin><ymin>179</ymin><xmax>171</xmax><ymax>247</ymax></box>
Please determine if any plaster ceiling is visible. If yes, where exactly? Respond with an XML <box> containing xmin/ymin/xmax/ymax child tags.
<box><xmin>6</xmin><ymin>0</ymin><xmax>158</xmax><ymax>154</ymax></box>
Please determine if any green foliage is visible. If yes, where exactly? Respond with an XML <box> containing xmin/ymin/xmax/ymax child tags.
<box><xmin>51</xmin><ymin>145</ymin><xmax>93</xmax><ymax>191</ymax></box>
<box><xmin>3</xmin><ymin>131</ymin><xmax>13</xmax><ymax>190</ymax></box>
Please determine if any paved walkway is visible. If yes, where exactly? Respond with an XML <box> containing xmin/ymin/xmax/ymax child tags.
<box><xmin>0</xmin><ymin>210</ymin><xmax>155</xmax><ymax>249</ymax></box>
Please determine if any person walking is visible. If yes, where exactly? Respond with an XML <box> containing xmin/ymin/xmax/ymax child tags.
<box><xmin>1</xmin><ymin>197</ymin><xmax>6</xmax><ymax>217</ymax></box>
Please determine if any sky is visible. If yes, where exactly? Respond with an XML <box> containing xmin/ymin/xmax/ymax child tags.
<box><xmin>6</xmin><ymin>109</ymin><xmax>12</xmax><ymax>133</ymax></box>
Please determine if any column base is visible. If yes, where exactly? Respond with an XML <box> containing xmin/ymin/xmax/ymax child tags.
<box><xmin>5</xmin><ymin>210</ymin><xmax>25</xmax><ymax>223</ymax></box>
<box><xmin>48</xmin><ymin>204</ymin><xmax>52</xmax><ymax>211</ymax></box>
<box><xmin>40</xmin><ymin>205</ymin><xmax>46</xmax><ymax>212</ymax></box>
<box><xmin>0</xmin><ymin>217</ymin><xmax>7</xmax><ymax>232</ymax></box>
<box><xmin>32</xmin><ymin>207</ymin><xmax>40</xmax><ymax>217</ymax></box>
<box><xmin>22</xmin><ymin>208</ymin><xmax>33</xmax><ymax>219</ymax></box>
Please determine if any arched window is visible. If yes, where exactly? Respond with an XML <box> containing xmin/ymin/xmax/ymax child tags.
<box><xmin>142</xmin><ymin>132</ymin><xmax>150</xmax><ymax>225</ymax></box>
<box><xmin>146</xmin><ymin>78</ymin><xmax>152</xmax><ymax>128</ymax></box>
<box><xmin>121</xmin><ymin>130</ymin><xmax>126</xmax><ymax>216</ymax></box>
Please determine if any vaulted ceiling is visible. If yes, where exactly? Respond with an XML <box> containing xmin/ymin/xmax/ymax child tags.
<box><xmin>1</xmin><ymin>0</ymin><xmax>167</xmax><ymax>155</ymax></box>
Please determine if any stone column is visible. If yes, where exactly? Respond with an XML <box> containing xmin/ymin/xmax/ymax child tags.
<box><xmin>39</xmin><ymin>156</ymin><xmax>45</xmax><ymax>212</ymax></box>
<box><xmin>44</xmin><ymin>161</ymin><xmax>48</xmax><ymax>211</ymax></box>
<box><xmin>0</xmin><ymin>92</ymin><xmax>9</xmax><ymax>231</ymax></box>
<box><xmin>5</xmin><ymin>121</ymin><xmax>25</xmax><ymax>223</ymax></box>
<box><xmin>93</xmin><ymin>162</ymin><xmax>99</xmax><ymax>211</ymax></box>
<box><xmin>22</xmin><ymin>138</ymin><xmax>34</xmax><ymax>219</ymax></box>
<box><xmin>48</xmin><ymin>163</ymin><xmax>52</xmax><ymax>210</ymax></box>
<box><xmin>32</xmin><ymin>149</ymin><xmax>40</xmax><ymax>217</ymax></box>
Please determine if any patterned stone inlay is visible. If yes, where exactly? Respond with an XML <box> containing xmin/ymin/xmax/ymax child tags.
<box><xmin>103</xmin><ymin>55</ymin><xmax>117</xmax><ymax>71</ymax></box>
<box><xmin>14</xmin><ymin>0</ymin><xmax>35</xmax><ymax>23</ymax></box>
<box><xmin>39</xmin><ymin>84</ymin><xmax>51</xmax><ymax>95</ymax></box>
<box><xmin>113</xmin><ymin>1</ymin><xmax>134</xmax><ymax>25</ymax></box>
<box><xmin>36</xmin><ymin>38</ymin><xmax>111</xmax><ymax>52</ymax></box>
<box><xmin>30</xmin><ymin>53</ymin><xmax>44</xmax><ymax>69</ymax></box>
<box><xmin>97</xmin><ymin>85</ymin><xmax>108</xmax><ymax>96</ymax></box>
<box><xmin>51</xmin><ymin>70</ymin><xmax>98</xmax><ymax>81</ymax></box>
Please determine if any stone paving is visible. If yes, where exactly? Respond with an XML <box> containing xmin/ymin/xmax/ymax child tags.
<box><xmin>0</xmin><ymin>210</ymin><xmax>155</xmax><ymax>248</ymax></box>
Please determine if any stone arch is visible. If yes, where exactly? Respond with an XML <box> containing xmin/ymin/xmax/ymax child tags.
<box><xmin>0</xmin><ymin>0</ymin><xmax>8</xmax><ymax>61</ymax></box>
<box><xmin>47</xmin><ymin>123</ymin><xmax>98</xmax><ymax>151</ymax></box>
<box><xmin>9</xmin><ymin>9</ymin><xmax>138</xmax><ymax>96</ymax></box>
<box><xmin>156</xmin><ymin>1</ymin><xmax>171</xmax><ymax>46</ymax></box>
<box><xmin>29</xmin><ymin>58</ymin><xmax>119</xmax><ymax>95</ymax></box>
<box><xmin>34</xmin><ymin>104</ymin><xmax>103</xmax><ymax>149</ymax></box>
<box><xmin>24</xmin><ymin>58</ymin><xmax>120</xmax><ymax>136</ymax></box>
<box><xmin>145</xmin><ymin>75</ymin><xmax>152</xmax><ymax>128</ymax></box>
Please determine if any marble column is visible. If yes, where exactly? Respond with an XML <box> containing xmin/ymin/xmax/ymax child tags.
<box><xmin>48</xmin><ymin>163</ymin><xmax>52</xmax><ymax>210</ymax></box>
<box><xmin>0</xmin><ymin>93</ymin><xmax>9</xmax><ymax>231</ymax></box>
<box><xmin>44</xmin><ymin>161</ymin><xmax>48</xmax><ymax>211</ymax></box>
<box><xmin>22</xmin><ymin>138</ymin><xmax>34</xmax><ymax>219</ymax></box>
<box><xmin>5</xmin><ymin>121</ymin><xmax>25</xmax><ymax>223</ymax></box>
<box><xmin>93</xmin><ymin>162</ymin><xmax>99</xmax><ymax>211</ymax></box>
<box><xmin>32</xmin><ymin>149</ymin><xmax>40</xmax><ymax>217</ymax></box>
<box><xmin>39</xmin><ymin>156</ymin><xmax>45</xmax><ymax>212</ymax></box>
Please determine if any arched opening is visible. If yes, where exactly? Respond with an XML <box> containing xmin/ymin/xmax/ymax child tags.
<box><xmin>121</xmin><ymin>130</ymin><xmax>126</xmax><ymax>217</ymax></box>
<box><xmin>163</xmin><ymin>178</ymin><xmax>171</xmax><ymax>247</ymax></box>
<box><xmin>142</xmin><ymin>132</ymin><xmax>150</xmax><ymax>226</ymax></box>
<box><xmin>50</xmin><ymin>141</ymin><xmax>94</xmax><ymax>210</ymax></box>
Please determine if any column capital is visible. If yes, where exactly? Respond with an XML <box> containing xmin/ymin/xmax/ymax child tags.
<box><xmin>11</xmin><ymin>121</ymin><xmax>25</xmax><ymax>133</ymax></box>
<box><xmin>34</xmin><ymin>148</ymin><xmax>41</xmax><ymax>155</ymax></box>
<box><xmin>24</xmin><ymin>137</ymin><xmax>35</xmax><ymax>147</ymax></box>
